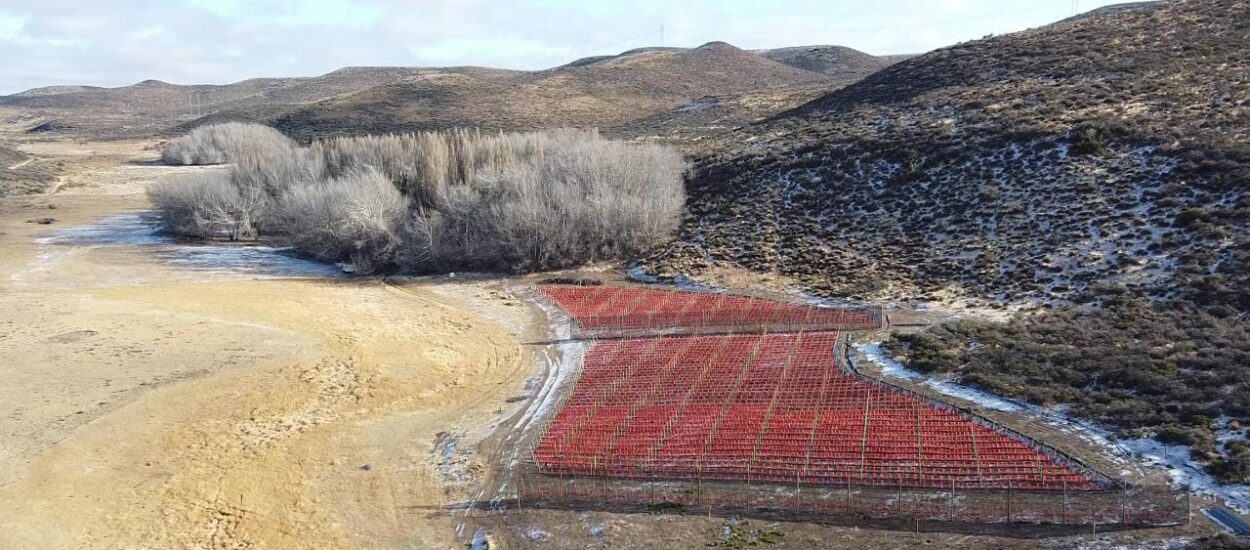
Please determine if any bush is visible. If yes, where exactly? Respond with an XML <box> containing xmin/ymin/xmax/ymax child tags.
<box><xmin>152</xmin><ymin>125</ymin><xmax>687</xmax><ymax>273</ymax></box>
<box><xmin>272</xmin><ymin>169</ymin><xmax>410</xmax><ymax>272</ymax></box>
<box><xmin>884</xmin><ymin>295</ymin><xmax>1250</xmax><ymax>481</ymax></box>
<box><xmin>147</xmin><ymin>171</ymin><xmax>263</xmax><ymax>240</ymax></box>
<box><xmin>161</xmin><ymin>122</ymin><xmax>297</xmax><ymax>165</ymax></box>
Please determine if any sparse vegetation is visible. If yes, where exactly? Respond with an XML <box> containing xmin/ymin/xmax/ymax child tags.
<box><xmin>151</xmin><ymin>123</ymin><xmax>687</xmax><ymax>273</ymax></box>
<box><xmin>1</xmin><ymin>143</ymin><xmax>60</xmax><ymax>195</ymax></box>
<box><xmin>883</xmin><ymin>289</ymin><xmax>1250</xmax><ymax>483</ymax></box>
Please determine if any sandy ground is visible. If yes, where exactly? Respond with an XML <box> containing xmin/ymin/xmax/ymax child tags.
<box><xmin>0</xmin><ymin>141</ymin><xmax>536</xmax><ymax>549</ymax></box>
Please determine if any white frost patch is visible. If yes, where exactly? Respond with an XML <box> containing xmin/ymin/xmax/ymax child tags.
<box><xmin>856</xmin><ymin>340</ymin><xmax>1250</xmax><ymax>513</ymax></box>
<box><xmin>854</xmin><ymin>342</ymin><xmax>1022</xmax><ymax>412</ymax></box>
<box><xmin>512</xmin><ymin>289</ymin><xmax>585</xmax><ymax>434</ymax></box>
<box><xmin>1120</xmin><ymin>438</ymin><xmax>1250</xmax><ymax>514</ymax></box>
<box><xmin>15</xmin><ymin>211</ymin><xmax>343</xmax><ymax>283</ymax></box>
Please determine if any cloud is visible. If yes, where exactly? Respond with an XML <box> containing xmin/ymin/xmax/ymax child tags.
<box><xmin>0</xmin><ymin>0</ymin><xmax>1127</xmax><ymax>95</ymax></box>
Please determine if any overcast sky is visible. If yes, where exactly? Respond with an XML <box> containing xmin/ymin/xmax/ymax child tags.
<box><xmin>0</xmin><ymin>0</ymin><xmax>1128</xmax><ymax>95</ymax></box>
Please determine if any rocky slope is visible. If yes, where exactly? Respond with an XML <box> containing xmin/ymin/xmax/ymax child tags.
<box><xmin>647</xmin><ymin>0</ymin><xmax>1249</xmax><ymax>313</ymax></box>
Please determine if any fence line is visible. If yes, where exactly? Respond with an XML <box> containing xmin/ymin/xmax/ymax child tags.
<box><xmin>510</xmin><ymin>284</ymin><xmax>1188</xmax><ymax>529</ymax></box>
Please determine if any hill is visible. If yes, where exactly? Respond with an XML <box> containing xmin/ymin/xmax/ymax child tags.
<box><xmin>642</xmin><ymin>0</ymin><xmax>1250</xmax><ymax>480</ymax></box>
<box><xmin>0</xmin><ymin>67</ymin><xmax>455</xmax><ymax>138</ymax></box>
<box><xmin>267</xmin><ymin>42</ymin><xmax>832</xmax><ymax>140</ymax></box>
<box><xmin>650</xmin><ymin>0</ymin><xmax>1244</xmax><ymax>308</ymax></box>
<box><xmin>0</xmin><ymin>42</ymin><xmax>890</xmax><ymax>142</ymax></box>
<box><xmin>755</xmin><ymin>45</ymin><xmax>903</xmax><ymax>83</ymax></box>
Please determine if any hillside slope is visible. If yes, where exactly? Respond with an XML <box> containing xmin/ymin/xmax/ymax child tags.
<box><xmin>0</xmin><ymin>143</ymin><xmax>58</xmax><ymax>195</ymax></box>
<box><xmin>650</xmin><ymin>0</ymin><xmax>1248</xmax><ymax>310</ymax></box>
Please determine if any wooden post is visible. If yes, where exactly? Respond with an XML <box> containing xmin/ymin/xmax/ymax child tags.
<box><xmin>948</xmin><ymin>479</ymin><xmax>955</xmax><ymax>521</ymax></box>
<box><xmin>897</xmin><ymin>474</ymin><xmax>903</xmax><ymax>516</ymax></box>
<box><xmin>1062</xmin><ymin>478</ymin><xmax>1069</xmax><ymax>525</ymax></box>
<box><xmin>1007</xmin><ymin>482</ymin><xmax>1013</xmax><ymax>523</ymax></box>
<box><xmin>845</xmin><ymin>474</ymin><xmax>852</xmax><ymax>512</ymax></box>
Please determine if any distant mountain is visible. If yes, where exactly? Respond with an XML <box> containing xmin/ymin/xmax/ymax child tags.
<box><xmin>646</xmin><ymin>0</ymin><xmax>1248</xmax><ymax>313</ymax></box>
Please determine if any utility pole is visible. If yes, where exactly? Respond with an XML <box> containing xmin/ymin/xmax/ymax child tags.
<box><xmin>659</xmin><ymin>23</ymin><xmax>665</xmax><ymax>47</ymax></box>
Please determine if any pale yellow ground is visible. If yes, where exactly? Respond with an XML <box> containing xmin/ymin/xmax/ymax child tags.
<box><xmin>0</xmin><ymin>140</ymin><xmax>533</xmax><ymax>549</ymax></box>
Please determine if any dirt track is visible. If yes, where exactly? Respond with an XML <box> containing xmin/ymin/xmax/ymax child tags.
<box><xmin>0</xmin><ymin>141</ymin><xmax>535</xmax><ymax>549</ymax></box>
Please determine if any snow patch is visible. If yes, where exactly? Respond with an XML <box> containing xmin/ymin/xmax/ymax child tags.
<box><xmin>854</xmin><ymin>342</ymin><xmax>1022</xmax><ymax>412</ymax></box>
<box><xmin>855</xmin><ymin>340</ymin><xmax>1250</xmax><ymax>513</ymax></box>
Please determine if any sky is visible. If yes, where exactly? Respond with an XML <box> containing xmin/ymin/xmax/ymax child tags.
<box><xmin>0</xmin><ymin>0</ymin><xmax>1130</xmax><ymax>95</ymax></box>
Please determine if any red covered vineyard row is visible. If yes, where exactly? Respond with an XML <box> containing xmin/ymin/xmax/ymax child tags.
<box><xmin>537</xmin><ymin>285</ymin><xmax>882</xmax><ymax>338</ymax></box>
<box><xmin>532</xmin><ymin>332</ymin><xmax>1104</xmax><ymax>491</ymax></box>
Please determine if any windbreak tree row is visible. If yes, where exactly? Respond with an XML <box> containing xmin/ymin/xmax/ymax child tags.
<box><xmin>152</xmin><ymin>123</ymin><xmax>687</xmax><ymax>273</ymax></box>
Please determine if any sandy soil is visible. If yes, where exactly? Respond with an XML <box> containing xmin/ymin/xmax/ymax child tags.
<box><xmin>0</xmin><ymin>141</ymin><xmax>536</xmax><ymax>549</ymax></box>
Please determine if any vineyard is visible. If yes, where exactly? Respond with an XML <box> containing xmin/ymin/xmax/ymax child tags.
<box><xmin>517</xmin><ymin>285</ymin><xmax>1187</xmax><ymax>528</ymax></box>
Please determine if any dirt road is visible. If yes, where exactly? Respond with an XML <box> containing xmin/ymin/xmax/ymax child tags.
<box><xmin>0</xmin><ymin>141</ymin><xmax>535</xmax><ymax>548</ymax></box>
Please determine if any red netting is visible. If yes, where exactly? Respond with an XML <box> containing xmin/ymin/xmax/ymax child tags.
<box><xmin>533</xmin><ymin>332</ymin><xmax>1103</xmax><ymax>491</ymax></box>
<box><xmin>537</xmin><ymin>285</ymin><xmax>882</xmax><ymax>337</ymax></box>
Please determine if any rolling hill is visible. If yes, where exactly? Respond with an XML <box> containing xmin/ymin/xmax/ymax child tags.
<box><xmin>0</xmin><ymin>42</ymin><xmax>900</xmax><ymax>142</ymax></box>
<box><xmin>0</xmin><ymin>67</ymin><xmax>448</xmax><ymax>138</ymax></box>
<box><xmin>755</xmin><ymin>45</ymin><xmax>905</xmax><ymax>83</ymax></box>
<box><xmin>266</xmin><ymin>42</ymin><xmax>833</xmax><ymax>140</ymax></box>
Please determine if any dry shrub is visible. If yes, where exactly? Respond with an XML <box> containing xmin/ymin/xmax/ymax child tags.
<box><xmin>154</xmin><ymin>125</ymin><xmax>687</xmax><ymax>273</ymax></box>
<box><xmin>161</xmin><ymin>122</ymin><xmax>296</xmax><ymax>165</ymax></box>
<box><xmin>273</xmin><ymin>169</ymin><xmax>410</xmax><ymax>272</ymax></box>
<box><xmin>147</xmin><ymin>171</ymin><xmax>263</xmax><ymax>240</ymax></box>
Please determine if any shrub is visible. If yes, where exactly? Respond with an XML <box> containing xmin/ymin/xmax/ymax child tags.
<box><xmin>272</xmin><ymin>169</ymin><xmax>410</xmax><ymax>272</ymax></box>
<box><xmin>147</xmin><ymin>171</ymin><xmax>263</xmax><ymax>240</ymax></box>
<box><xmin>161</xmin><ymin>122</ymin><xmax>297</xmax><ymax>165</ymax></box>
<box><xmin>152</xmin><ymin>125</ymin><xmax>687</xmax><ymax>273</ymax></box>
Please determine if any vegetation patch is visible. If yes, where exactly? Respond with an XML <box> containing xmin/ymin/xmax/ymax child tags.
<box><xmin>153</xmin><ymin>123</ymin><xmax>686</xmax><ymax>273</ymax></box>
<box><xmin>884</xmin><ymin>289</ymin><xmax>1250</xmax><ymax>483</ymax></box>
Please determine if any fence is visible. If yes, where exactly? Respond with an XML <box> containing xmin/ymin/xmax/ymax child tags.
<box><xmin>530</xmin><ymin>332</ymin><xmax>1110</xmax><ymax>491</ymax></box>
<box><xmin>536</xmin><ymin>284</ymin><xmax>883</xmax><ymax>338</ymax></box>
<box><xmin>513</xmin><ymin>469</ymin><xmax>1189</xmax><ymax>528</ymax></box>
<box><xmin>514</xmin><ymin>284</ymin><xmax>1188</xmax><ymax>529</ymax></box>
